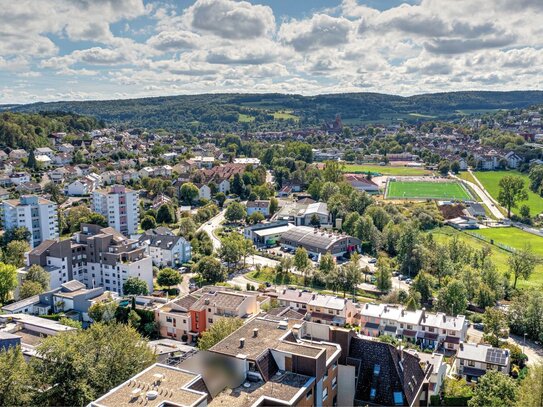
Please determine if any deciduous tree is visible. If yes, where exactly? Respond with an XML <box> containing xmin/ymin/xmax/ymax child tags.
<box><xmin>498</xmin><ymin>175</ymin><xmax>528</xmax><ymax>218</ymax></box>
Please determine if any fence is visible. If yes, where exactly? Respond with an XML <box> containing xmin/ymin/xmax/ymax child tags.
<box><xmin>464</xmin><ymin>231</ymin><xmax>517</xmax><ymax>254</ymax></box>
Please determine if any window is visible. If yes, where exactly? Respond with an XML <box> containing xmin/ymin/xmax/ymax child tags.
<box><xmin>332</xmin><ymin>376</ymin><xmax>337</xmax><ymax>389</ymax></box>
<box><xmin>322</xmin><ymin>388</ymin><xmax>328</xmax><ymax>401</ymax></box>
<box><xmin>468</xmin><ymin>360</ymin><xmax>475</xmax><ymax>367</ymax></box>
<box><xmin>460</xmin><ymin>359</ymin><xmax>464</xmax><ymax>366</ymax></box>
<box><xmin>306</xmin><ymin>389</ymin><xmax>313</xmax><ymax>399</ymax></box>
<box><xmin>208</xmin><ymin>318</ymin><xmax>213</xmax><ymax>323</ymax></box>
<box><xmin>332</xmin><ymin>361</ymin><xmax>338</xmax><ymax>370</ymax></box>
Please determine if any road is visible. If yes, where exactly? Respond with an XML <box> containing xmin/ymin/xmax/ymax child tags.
<box><xmin>451</xmin><ymin>171</ymin><xmax>505</xmax><ymax>220</ymax></box>
<box><xmin>467</xmin><ymin>326</ymin><xmax>543</xmax><ymax>366</ymax></box>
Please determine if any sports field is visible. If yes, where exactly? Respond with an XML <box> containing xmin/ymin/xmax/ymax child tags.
<box><xmin>475</xmin><ymin>227</ymin><xmax>543</xmax><ymax>257</ymax></box>
<box><xmin>386</xmin><ymin>181</ymin><xmax>472</xmax><ymax>200</ymax></box>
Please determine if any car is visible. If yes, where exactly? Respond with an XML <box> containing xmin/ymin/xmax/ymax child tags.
<box><xmin>405</xmin><ymin>278</ymin><xmax>413</xmax><ymax>284</ymax></box>
<box><xmin>368</xmin><ymin>258</ymin><xmax>377</xmax><ymax>264</ymax></box>
<box><xmin>474</xmin><ymin>323</ymin><xmax>485</xmax><ymax>331</ymax></box>
<box><xmin>265</xmin><ymin>282</ymin><xmax>271</xmax><ymax>287</ymax></box>
<box><xmin>207</xmin><ymin>222</ymin><xmax>212</xmax><ymax>225</ymax></box>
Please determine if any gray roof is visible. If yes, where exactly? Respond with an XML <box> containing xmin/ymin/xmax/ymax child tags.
<box><xmin>1</xmin><ymin>295</ymin><xmax>40</xmax><ymax>312</ymax></box>
<box><xmin>281</xmin><ymin>226</ymin><xmax>359</xmax><ymax>251</ymax></box>
<box><xmin>141</xmin><ymin>234</ymin><xmax>187</xmax><ymax>250</ymax></box>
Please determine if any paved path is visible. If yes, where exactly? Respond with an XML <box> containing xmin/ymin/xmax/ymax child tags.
<box><xmin>451</xmin><ymin>171</ymin><xmax>505</xmax><ymax>220</ymax></box>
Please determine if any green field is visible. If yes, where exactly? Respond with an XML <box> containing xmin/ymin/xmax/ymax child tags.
<box><xmin>343</xmin><ymin>164</ymin><xmax>431</xmax><ymax>176</ymax></box>
<box><xmin>473</xmin><ymin>171</ymin><xmax>543</xmax><ymax>216</ymax></box>
<box><xmin>431</xmin><ymin>227</ymin><xmax>543</xmax><ymax>288</ymax></box>
<box><xmin>386</xmin><ymin>181</ymin><xmax>472</xmax><ymax>200</ymax></box>
<box><xmin>273</xmin><ymin>110</ymin><xmax>299</xmax><ymax>121</ymax></box>
<box><xmin>475</xmin><ymin>227</ymin><xmax>543</xmax><ymax>257</ymax></box>
<box><xmin>238</xmin><ymin>113</ymin><xmax>255</xmax><ymax>123</ymax></box>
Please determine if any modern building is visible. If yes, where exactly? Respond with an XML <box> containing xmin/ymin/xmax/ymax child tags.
<box><xmin>92</xmin><ymin>185</ymin><xmax>139</xmax><ymax>236</ymax></box>
<box><xmin>27</xmin><ymin>224</ymin><xmax>153</xmax><ymax>296</ymax></box>
<box><xmin>90</xmin><ymin>364</ymin><xmax>209</xmax><ymax>407</ymax></box>
<box><xmin>455</xmin><ymin>342</ymin><xmax>511</xmax><ymax>382</ymax></box>
<box><xmin>280</xmin><ymin>226</ymin><xmax>361</xmax><ymax>258</ymax></box>
<box><xmin>274</xmin><ymin>201</ymin><xmax>332</xmax><ymax>227</ymax></box>
<box><xmin>246</xmin><ymin>200</ymin><xmax>271</xmax><ymax>217</ymax></box>
<box><xmin>244</xmin><ymin>220</ymin><xmax>295</xmax><ymax>247</ymax></box>
<box><xmin>2</xmin><ymin>195</ymin><xmax>59</xmax><ymax>248</ymax></box>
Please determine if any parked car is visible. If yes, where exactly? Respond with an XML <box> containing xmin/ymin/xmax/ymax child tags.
<box><xmin>368</xmin><ymin>258</ymin><xmax>377</xmax><ymax>264</ymax></box>
<box><xmin>474</xmin><ymin>323</ymin><xmax>485</xmax><ymax>331</ymax></box>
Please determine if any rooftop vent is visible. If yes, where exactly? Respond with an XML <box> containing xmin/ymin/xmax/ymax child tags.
<box><xmin>146</xmin><ymin>391</ymin><xmax>158</xmax><ymax>400</ymax></box>
<box><xmin>253</xmin><ymin>328</ymin><xmax>259</xmax><ymax>338</ymax></box>
<box><xmin>240</xmin><ymin>338</ymin><xmax>245</xmax><ymax>348</ymax></box>
<box><xmin>277</xmin><ymin>321</ymin><xmax>288</xmax><ymax>330</ymax></box>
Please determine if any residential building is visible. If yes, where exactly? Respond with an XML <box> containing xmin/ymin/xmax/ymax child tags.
<box><xmin>208</xmin><ymin>317</ymin><xmax>342</xmax><ymax>407</ymax></box>
<box><xmin>275</xmin><ymin>201</ymin><xmax>331</xmax><ymax>227</ymax></box>
<box><xmin>246</xmin><ymin>200</ymin><xmax>271</xmax><ymax>217</ymax></box>
<box><xmin>139</xmin><ymin>231</ymin><xmax>192</xmax><ymax>267</ymax></box>
<box><xmin>455</xmin><ymin>342</ymin><xmax>511</xmax><ymax>382</ymax></box>
<box><xmin>359</xmin><ymin>303</ymin><xmax>468</xmax><ymax>351</ymax></box>
<box><xmin>280</xmin><ymin>226</ymin><xmax>361</xmax><ymax>258</ymax></box>
<box><xmin>155</xmin><ymin>294</ymin><xmax>198</xmax><ymax>342</ymax></box>
<box><xmin>188</xmin><ymin>290</ymin><xmax>260</xmax><ymax>337</ymax></box>
<box><xmin>505</xmin><ymin>151</ymin><xmax>522</xmax><ymax>169</ymax></box>
<box><xmin>2</xmin><ymin>195</ymin><xmax>59</xmax><ymax>248</ymax></box>
<box><xmin>9</xmin><ymin>172</ymin><xmax>31</xmax><ymax>185</ymax></box>
<box><xmin>1</xmin><ymin>280</ymin><xmax>118</xmax><ymax>323</ymax></box>
<box><xmin>90</xmin><ymin>364</ymin><xmax>209</xmax><ymax>407</ymax></box>
<box><xmin>27</xmin><ymin>224</ymin><xmax>153</xmax><ymax>296</ymax></box>
<box><xmin>92</xmin><ymin>185</ymin><xmax>139</xmax><ymax>236</ymax></box>
<box><xmin>307</xmin><ymin>294</ymin><xmax>358</xmax><ymax>326</ymax></box>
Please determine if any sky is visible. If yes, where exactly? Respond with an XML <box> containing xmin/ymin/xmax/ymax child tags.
<box><xmin>1</xmin><ymin>0</ymin><xmax>542</xmax><ymax>104</ymax></box>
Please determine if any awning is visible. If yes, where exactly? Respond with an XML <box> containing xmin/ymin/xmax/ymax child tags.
<box><xmin>403</xmin><ymin>329</ymin><xmax>417</xmax><ymax>337</ymax></box>
<box><xmin>363</xmin><ymin>322</ymin><xmax>380</xmax><ymax>330</ymax></box>
<box><xmin>463</xmin><ymin>367</ymin><xmax>486</xmax><ymax>377</ymax></box>
<box><xmin>384</xmin><ymin>325</ymin><xmax>397</xmax><ymax>333</ymax></box>
<box><xmin>445</xmin><ymin>335</ymin><xmax>460</xmax><ymax>344</ymax></box>
<box><xmin>423</xmin><ymin>332</ymin><xmax>438</xmax><ymax>340</ymax></box>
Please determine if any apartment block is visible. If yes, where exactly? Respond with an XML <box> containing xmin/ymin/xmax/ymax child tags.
<box><xmin>92</xmin><ymin>185</ymin><xmax>139</xmax><ymax>236</ymax></box>
<box><xmin>27</xmin><ymin>224</ymin><xmax>153</xmax><ymax>296</ymax></box>
<box><xmin>2</xmin><ymin>195</ymin><xmax>59</xmax><ymax>248</ymax></box>
<box><xmin>139</xmin><ymin>230</ymin><xmax>192</xmax><ymax>267</ymax></box>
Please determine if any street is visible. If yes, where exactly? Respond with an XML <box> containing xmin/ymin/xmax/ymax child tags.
<box><xmin>451</xmin><ymin>171</ymin><xmax>505</xmax><ymax>220</ymax></box>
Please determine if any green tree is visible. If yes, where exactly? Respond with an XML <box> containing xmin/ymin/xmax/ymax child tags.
<box><xmin>320</xmin><ymin>181</ymin><xmax>340</xmax><ymax>202</ymax></box>
<box><xmin>0</xmin><ymin>262</ymin><xmax>17</xmax><ymax>304</ymax></box>
<box><xmin>450</xmin><ymin>160</ymin><xmax>461</xmax><ymax>174</ymax></box>
<box><xmin>231</xmin><ymin>173</ymin><xmax>245</xmax><ymax>196</ymax></box>
<box><xmin>482</xmin><ymin>307</ymin><xmax>508</xmax><ymax>347</ymax></box>
<box><xmin>225</xmin><ymin>201</ymin><xmax>246</xmax><ymax>223</ymax></box>
<box><xmin>194</xmin><ymin>256</ymin><xmax>226</xmax><ymax>284</ymax></box>
<box><xmin>248</xmin><ymin>211</ymin><xmax>265</xmax><ymax>224</ymax></box>
<box><xmin>0</xmin><ymin>346</ymin><xmax>34</xmax><ymax>406</ymax></box>
<box><xmin>1</xmin><ymin>227</ymin><xmax>31</xmax><ymax>248</ymax></box>
<box><xmin>26</xmin><ymin>149</ymin><xmax>37</xmax><ymax>169</ymax></box>
<box><xmin>269</xmin><ymin>197</ymin><xmax>279</xmax><ymax>215</ymax></box>
<box><xmin>411</xmin><ymin>271</ymin><xmax>433</xmax><ymax>304</ymax></box>
<box><xmin>436</xmin><ymin>279</ymin><xmax>468</xmax><ymax>316</ymax></box>
<box><xmin>180</xmin><ymin>182</ymin><xmax>199</xmax><ymax>204</ymax></box>
<box><xmin>219</xmin><ymin>233</ymin><xmax>245</xmax><ymax>271</ymax></box>
<box><xmin>528</xmin><ymin>164</ymin><xmax>543</xmax><ymax>196</ymax></box>
<box><xmin>498</xmin><ymin>175</ymin><xmax>528</xmax><ymax>218</ymax></box>
<box><xmin>3</xmin><ymin>240</ymin><xmax>30</xmax><ymax>268</ymax></box>
<box><xmin>88</xmin><ymin>300</ymin><xmax>118</xmax><ymax>323</ymax></box>
<box><xmin>156</xmin><ymin>204</ymin><xmax>175</xmax><ymax>224</ymax></box>
<box><xmin>141</xmin><ymin>215</ymin><xmax>157</xmax><ymax>230</ymax></box>
<box><xmin>156</xmin><ymin>268</ymin><xmax>182</xmax><ymax>290</ymax></box>
<box><xmin>319</xmin><ymin>252</ymin><xmax>336</xmax><ymax>275</ymax></box>
<box><xmin>198</xmin><ymin>317</ymin><xmax>244</xmax><ymax>350</ymax></box>
<box><xmin>34</xmin><ymin>323</ymin><xmax>156</xmax><ymax>406</ymax></box>
<box><xmin>323</xmin><ymin>160</ymin><xmax>344</xmax><ymax>183</ymax></box>
<box><xmin>374</xmin><ymin>258</ymin><xmax>393</xmax><ymax>293</ymax></box>
<box><xmin>215</xmin><ymin>192</ymin><xmax>227</xmax><ymax>208</ymax></box>
<box><xmin>468</xmin><ymin>370</ymin><xmax>517</xmax><ymax>407</ymax></box>
<box><xmin>178</xmin><ymin>217</ymin><xmax>197</xmax><ymax>238</ymax></box>
<box><xmin>25</xmin><ymin>264</ymin><xmax>50</xmax><ymax>290</ymax></box>
<box><xmin>43</xmin><ymin>182</ymin><xmax>63</xmax><ymax>204</ymax></box>
<box><xmin>123</xmin><ymin>276</ymin><xmax>149</xmax><ymax>296</ymax></box>
<box><xmin>517</xmin><ymin>363</ymin><xmax>543</xmax><ymax>407</ymax></box>
<box><xmin>59</xmin><ymin>317</ymin><xmax>83</xmax><ymax>329</ymax></box>
<box><xmin>128</xmin><ymin>309</ymin><xmax>142</xmax><ymax>328</ymax></box>
<box><xmin>294</xmin><ymin>247</ymin><xmax>311</xmax><ymax>285</ymax></box>
<box><xmin>508</xmin><ymin>244</ymin><xmax>539</xmax><ymax>289</ymax></box>
<box><xmin>438</xmin><ymin>160</ymin><xmax>450</xmax><ymax>176</ymax></box>
<box><xmin>20</xmin><ymin>280</ymin><xmax>44</xmax><ymax>299</ymax></box>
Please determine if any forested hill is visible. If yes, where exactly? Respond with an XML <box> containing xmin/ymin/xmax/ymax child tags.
<box><xmin>4</xmin><ymin>91</ymin><xmax>543</xmax><ymax>132</ymax></box>
<box><xmin>0</xmin><ymin>112</ymin><xmax>104</xmax><ymax>149</ymax></box>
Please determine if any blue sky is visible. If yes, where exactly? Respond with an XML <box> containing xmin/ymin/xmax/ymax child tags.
<box><xmin>0</xmin><ymin>0</ymin><xmax>542</xmax><ymax>103</ymax></box>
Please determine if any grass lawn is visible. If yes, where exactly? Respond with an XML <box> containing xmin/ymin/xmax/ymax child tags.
<box><xmin>473</xmin><ymin>171</ymin><xmax>543</xmax><ymax>216</ymax></box>
<box><xmin>430</xmin><ymin>227</ymin><xmax>543</xmax><ymax>288</ymax></box>
<box><xmin>475</xmin><ymin>227</ymin><xmax>543</xmax><ymax>257</ymax></box>
<box><xmin>386</xmin><ymin>181</ymin><xmax>472</xmax><ymax>200</ymax></box>
<box><xmin>238</xmin><ymin>113</ymin><xmax>255</xmax><ymax>123</ymax></box>
<box><xmin>457</xmin><ymin>171</ymin><xmax>477</xmax><ymax>184</ymax></box>
<box><xmin>343</xmin><ymin>164</ymin><xmax>431</xmax><ymax>176</ymax></box>
<box><xmin>273</xmin><ymin>110</ymin><xmax>299</xmax><ymax>121</ymax></box>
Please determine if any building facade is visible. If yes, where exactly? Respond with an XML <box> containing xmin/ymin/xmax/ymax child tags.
<box><xmin>92</xmin><ymin>185</ymin><xmax>139</xmax><ymax>236</ymax></box>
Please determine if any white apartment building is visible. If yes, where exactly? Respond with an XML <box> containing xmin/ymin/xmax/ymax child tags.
<box><xmin>2</xmin><ymin>195</ymin><xmax>59</xmax><ymax>248</ymax></box>
<box><xmin>92</xmin><ymin>185</ymin><xmax>139</xmax><ymax>236</ymax></box>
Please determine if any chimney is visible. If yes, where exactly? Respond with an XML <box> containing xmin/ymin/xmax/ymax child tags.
<box><xmin>240</xmin><ymin>338</ymin><xmax>245</xmax><ymax>348</ymax></box>
<box><xmin>460</xmin><ymin>342</ymin><xmax>464</xmax><ymax>351</ymax></box>
<box><xmin>253</xmin><ymin>328</ymin><xmax>259</xmax><ymax>338</ymax></box>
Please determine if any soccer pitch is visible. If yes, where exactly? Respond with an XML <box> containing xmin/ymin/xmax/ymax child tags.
<box><xmin>386</xmin><ymin>181</ymin><xmax>472</xmax><ymax>200</ymax></box>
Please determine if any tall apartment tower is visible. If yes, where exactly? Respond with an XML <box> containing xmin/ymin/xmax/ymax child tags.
<box><xmin>2</xmin><ymin>195</ymin><xmax>59</xmax><ymax>248</ymax></box>
<box><xmin>92</xmin><ymin>185</ymin><xmax>139</xmax><ymax>236</ymax></box>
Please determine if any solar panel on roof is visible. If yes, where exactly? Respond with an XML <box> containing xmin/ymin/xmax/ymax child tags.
<box><xmin>485</xmin><ymin>348</ymin><xmax>507</xmax><ymax>365</ymax></box>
